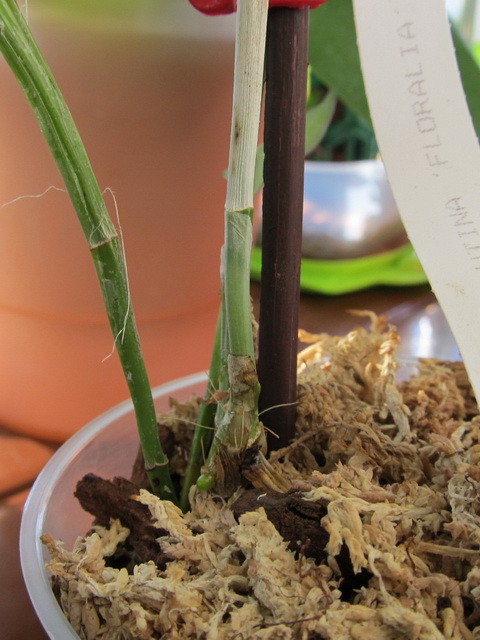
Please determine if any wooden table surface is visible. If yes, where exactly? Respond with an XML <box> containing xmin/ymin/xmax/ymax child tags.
<box><xmin>1</xmin><ymin>281</ymin><xmax>435</xmax><ymax>640</ymax></box>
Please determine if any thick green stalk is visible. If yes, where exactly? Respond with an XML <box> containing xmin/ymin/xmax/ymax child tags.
<box><xmin>206</xmin><ymin>0</ymin><xmax>269</xmax><ymax>494</ymax></box>
<box><xmin>0</xmin><ymin>0</ymin><xmax>176</xmax><ymax>501</ymax></box>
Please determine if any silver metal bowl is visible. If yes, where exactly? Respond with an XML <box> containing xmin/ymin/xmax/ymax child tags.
<box><xmin>301</xmin><ymin>159</ymin><xmax>408</xmax><ymax>260</ymax></box>
<box><xmin>255</xmin><ymin>159</ymin><xmax>409</xmax><ymax>260</ymax></box>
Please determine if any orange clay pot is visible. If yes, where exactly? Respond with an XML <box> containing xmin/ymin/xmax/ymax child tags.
<box><xmin>0</xmin><ymin>1</ymin><xmax>235</xmax><ymax>441</ymax></box>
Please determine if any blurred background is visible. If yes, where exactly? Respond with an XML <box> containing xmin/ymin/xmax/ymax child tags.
<box><xmin>0</xmin><ymin>0</ymin><xmax>236</xmax><ymax>442</ymax></box>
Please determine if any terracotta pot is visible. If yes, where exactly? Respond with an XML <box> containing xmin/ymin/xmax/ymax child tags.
<box><xmin>20</xmin><ymin>372</ymin><xmax>207</xmax><ymax>640</ymax></box>
<box><xmin>0</xmin><ymin>1</ymin><xmax>234</xmax><ymax>441</ymax></box>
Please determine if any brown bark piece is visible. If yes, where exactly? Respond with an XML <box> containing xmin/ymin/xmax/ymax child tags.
<box><xmin>232</xmin><ymin>488</ymin><xmax>370</xmax><ymax>599</ymax></box>
<box><xmin>74</xmin><ymin>473</ymin><xmax>168</xmax><ymax>568</ymax></box>
<box><xmin>232</xmin><ymin>488</ymin><xmax>329</xmax><ymax>563</ymax></box>
<box><xmin>75</xmin><ymin>477</ymin><xmax>369</xmax><ymax>598</ymax></box>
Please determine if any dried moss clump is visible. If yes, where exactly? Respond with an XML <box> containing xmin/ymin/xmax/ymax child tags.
<box><xmin>44</xmin><ymin>314</ymin><xmax>480</xmax><ymax>639</ymax></box>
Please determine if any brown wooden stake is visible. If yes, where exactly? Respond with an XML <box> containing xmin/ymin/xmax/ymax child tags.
<box><xmin>258</xmin><ymin>7</ymin><xmax>309</xmax><ymax>450</ymax></box>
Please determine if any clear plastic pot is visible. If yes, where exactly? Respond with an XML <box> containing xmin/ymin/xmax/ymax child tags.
<box><xmin>20</xmin><ymin>372</ymin><xmax>207</xmax><ymax>640</ymax></box>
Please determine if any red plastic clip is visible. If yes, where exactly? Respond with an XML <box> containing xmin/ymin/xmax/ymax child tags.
<box><xmin>188</xmin><ymin>0</ymin><xmax>327</xmax><ymax>16</ymax></box>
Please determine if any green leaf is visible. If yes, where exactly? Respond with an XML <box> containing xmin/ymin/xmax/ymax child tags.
<box><xmin>309</xmin><ymin>0</ymin><xmax>371</xmax><ymax>126</ymax></box>
<box><xmin>309</xmin><ymin>0</ymin><xmax>480</xmax><ymax>138</ymax></box>
<box><xmin>452</xmin><ymin>23</ymin><xmax>480</xmax><ymax>137</ymax></box>
<box><xmin>474</xmin><ymin>43</ymin><xmax>480</xmax><ymax>64</ymax></box>
<box><xmin>253</xmin><ymin>90</ymin><xmax>336</xmax><ymax>195</ymax></box>
<box><xmin>305</xmin><ymin>89</ymin><xmax>336</xmax><ymax>155</ymax></box>
<box><xmin>253</xmin><ymin>143</ymin><xmax>265</xmax><ymax>196</ymax></box>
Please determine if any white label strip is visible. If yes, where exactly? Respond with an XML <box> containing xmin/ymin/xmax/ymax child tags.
<box><xmin>353</xmin><ymin>0</ymin><xmax>480</xmax><ymax>401</ymax></box>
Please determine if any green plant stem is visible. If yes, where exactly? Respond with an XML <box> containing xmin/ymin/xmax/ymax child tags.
<box><xmin>223</xmin><ymin>0</ymin><xmax>267</xmax><ymax>362</ymax></box>
<box><xmin>0</xmin><ymin>0</ymin><xmax>177</xmax><ymax>502</ymax></box>
<box><xmin>205</xmin><ymin>0</ymin><xmax>268</xmax><ymax>494</ymax></box>
<box><xmin>179</xmin><ymin>314</ymin><xmax>223</xmax><ymax>511</ymax></box>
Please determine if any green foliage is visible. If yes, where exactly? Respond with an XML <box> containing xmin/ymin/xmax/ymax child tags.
<box><xmin>452</xmin><ymin>23</ymin><xmax>480</xmax><ymax>137</ymax></box>
<box><xmin>305</xmin><ymin>89</ymin><xmax>337</xmax><ymax>155</ymax></box>
<box><xmin>309</xmin><ymin>0</ymin><xmax>480</xmax><ymax>137</ymax></box>
<box><xmin>475</xmin><ymin>43</ymin><xmax>480</xmax><ymax>63</ymax></box>
<box><xmin>253</xmin><ymin>89</ymin><xmax>336</xmax><ymax>194</ymax></box>
<box><xmin>309</xmin><ymin>0</ymin><xmax>371</xmax><ymax>126</ymax></box>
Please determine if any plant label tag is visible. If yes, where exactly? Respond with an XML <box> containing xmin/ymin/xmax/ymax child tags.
<box><xmin>353</xmin><ymin>0</ymin><xmax>480</xmax><ymax>401</ymax></box>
